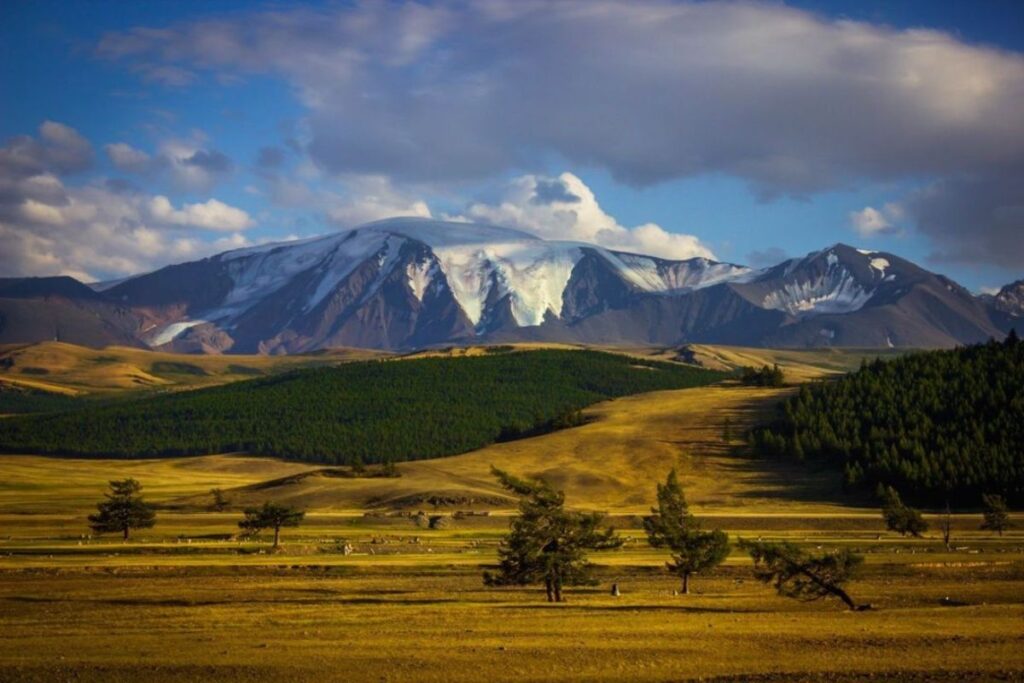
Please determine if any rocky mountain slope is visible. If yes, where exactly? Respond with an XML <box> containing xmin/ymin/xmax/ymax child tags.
<box><xmin>1</xmin><ymin>218</ymin><xmax>1016</xmax><ymax>352</ymax></box>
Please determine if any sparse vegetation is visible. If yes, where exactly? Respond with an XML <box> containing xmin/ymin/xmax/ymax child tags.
<box><xmin>879</xmin><ymin>485</ymin><xmax>929</xmax><ymax>537</ymax></box>
<box><xmin>740</xmin><ymin>363</ymin><xmax>785</xmax><ymax>387</ymax></box>
<box><xmin>741</xmin><ymin>539</ymin><xmax>866</xmax><ymax>611</ymax></box>
<box><xmin>209</xmin><ymin>487</ymin><xmax>229</xmax><ymax>512</ymax></box>
<box><xmin>238</xmin><ymin>502</ymin><xmax>304</xmax><ymax>548</ymax></box>
<box><xmin>484</xmin><ymin>467</ymin><xmax>621</xmax><ymax>602</ymax></box>
<box><xmin>87</xmin><ymin>478</ymin><xmax>156</xmax><ymax>541</ymax></box>
<box><xmin>642</xmin><ymin>469</ymin><xmax>729</xmax><ymax>594</ymax></box>
<box><xmin>981</xmin><ymin>493</ymin><xmax>1012</xmax><ymax>535</ymax></box>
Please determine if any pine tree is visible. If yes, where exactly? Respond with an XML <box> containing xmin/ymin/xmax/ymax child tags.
<box><xmin>238</xmin><ymin>502</ymin><xmax>305</xmax><ymax>548</ymax></box>
<box><xmin>980</xmin><ymin>493</ymin><xmax>1012</xmax><ymax>536</ymax></box>
<box><xmin>878</xmin><ymin>485</ymin><xmax>928</xmax><ymax>537</ymax></box>
<box><xmin>210</xmin><ymin>487</ymin><xmax>229</xmax><ymax>512</ymax></box>
<box><xmin>740</xmin><ymin>539</ymin><xmax>866</xmax><ymax>611</ymax></box>
<box><xmin>88</xmin><ymin>478</ymin><xmax>156</xmax><ymax>541</ymax></box>
<box><xmin>642</xmin><ymin>469</ymin><xmax>730</xmax><ymax>594</ymax></box>
<box><xmin>483</xmin><ymin>467</ymin><xmax>621</xmax><ymax>602</ymax></box>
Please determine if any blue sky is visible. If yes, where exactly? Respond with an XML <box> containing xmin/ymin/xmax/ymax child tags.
<box><xmin>2</xmin><ymin>0</ymin><xmax>1023</xmax><ymax>291</ymax></box>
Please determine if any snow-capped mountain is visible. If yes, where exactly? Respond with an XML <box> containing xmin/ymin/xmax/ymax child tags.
<box><xmin>0</xmin><ymin>217</ymin><xmax>1014</xmax><ymax>352</ymax></box>
<box><xmin>984</xmin><ymin>279</ymin><xmax>1024</xmax><ymax>319</ymax></box>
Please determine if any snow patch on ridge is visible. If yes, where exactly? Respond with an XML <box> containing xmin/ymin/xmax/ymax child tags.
<box><xmin>150</xmin><ymin>319</ymin><xmax>207</xmax><ymax>346</ymax></box>
<box><xmin>761</xmin><ymin>254</ymin><xmax>874</xmax><ymax>316</ymax></box>
<box><xmin>613</xmin><ymin>254</ymin><xmax>754</xmax><ymax>292</ymax></box>
<box><xmin>870</xmin><ymin>257</ymin><xmax>890</xmax><ymax>276</ymax></box>
<box><xmin>406</xmin><ymin>259</ymin><xmax>435</xmax><ymax>303</ymax></box>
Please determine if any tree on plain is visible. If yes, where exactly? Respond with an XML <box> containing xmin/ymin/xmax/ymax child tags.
<box><xmin>88</xmin><ymin>478</ymin><xmax>156</xmax><ymax>541</ymax></box>
<box><xmin>741</xmin><ymin>539</ymin><xmax>867</xmax><ymax>611</ymax></box>
<box><xmin>483</xmin><ymin>467</ymin><xmax>621</xmax><ymax>602</ymax></box>
<box><xmin>980</xmin><ymin>494</ymin><xmax>1012</xmax><ymax>536</ymax></box>
<box><xmin>209</xmin><ymin>487</ymin><xmax>229</xmax><ymax>512</ymax></box>
<box><xmin>238</xmin><ymin>502</ymin><xmax>305</xmax><ymax>549</ymax></box>
<box><xmin>940</xmin><ymin>500</ymin><xmax>953</xmax><ymax>551</ymax></box>
<box><xmin>878</xmin><ymin>485</ymin><xmax>928</xmax><ymax>537</ymax></box>
<box><xmin>643</xmin><ymin>469</ymin><xmax>730</xmax><ymax>595</ymax></box>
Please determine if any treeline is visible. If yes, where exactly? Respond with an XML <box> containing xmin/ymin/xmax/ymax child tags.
<box><xmin>0</xmin><ymin>385</ymin><xmax>86</xmax><ymax>414</ymax></box>
<box><xmin>0</xmin><ymin>350</ymin><xmax>725</xmax><ymax>463</ymax></box>
<box><xmin>749</xmin><ymin>334</ymin><xmax>1024</xmax><ymax>506</ymax></box>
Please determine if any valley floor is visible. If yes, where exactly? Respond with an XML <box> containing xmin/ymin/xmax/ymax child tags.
<box><xmin>0</xmin><ymin>362</ymin><xmax>1021</xmax><ymax>681</ymax></box>
<box><xmin>0</xmin><ymin>549</ymin><xmax>1021</xmax><ymax>682</ymax></box>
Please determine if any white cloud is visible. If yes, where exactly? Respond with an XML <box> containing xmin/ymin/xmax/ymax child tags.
<box><xmin>322</xmin><ymin>175</ymin><xmax>432</xmax><ymax>227</ymax></box>
<box><xmin>105</xmin><ymin>142</ymin><xmax>152</xmax><ymax>172</ymax></box>
<box><xmin>0</xmin><ymin>125</ymin><xmax>255</xmax><ymax>281</ymax></box>
<box><xmin>458</xmin><ymin>172</ymin><xmax>714</xmax><ymax>260</ymax></box>
<box><xmin>98</xmin><ymin>2</ymin><xmax>1024</xmax><ymax>192</ymax></box>
<box><xmin>850</xmin><ymin>203</ymin><xmax>904</xmax><ymax>237</ymax></box>
<box><xmin>148</xmin><ymin>195</ymin><xmax>254</xmax><ymax>231</ymax></box>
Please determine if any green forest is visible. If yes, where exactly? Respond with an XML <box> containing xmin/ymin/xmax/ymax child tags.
<box><xmin>0</xmin><ymin>350</ymin><xmax>725</xmax><ymax>464</ymax></box>
<box><xmin>750</xmin><ymin>334</ymin><xmax>1024</xmax><ymax>507</ymax></box>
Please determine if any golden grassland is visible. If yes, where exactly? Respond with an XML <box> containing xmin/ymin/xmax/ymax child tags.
<box><xmin>0</xmin><ymin>341</ymin><xmax>386</xmax><ymax>395</ymax></box>
<box><xmin>0</xmin><ymin>343</ymin><xmax>1021</xmax><ymax>681</ymax></box>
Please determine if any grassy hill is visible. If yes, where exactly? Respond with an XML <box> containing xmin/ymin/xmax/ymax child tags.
<box><xmin>0</xmin><ymin>350</ymin><xmax>727</xmax><ymax>463</ymax></box>
<box><xmin>0</xmin><ymin>341</ymin><xmax>384</xmax><ymax>397</ymax></box>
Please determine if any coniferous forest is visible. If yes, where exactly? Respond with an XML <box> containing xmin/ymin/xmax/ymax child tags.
<box><xmin>0</xmin><ymin>350</ymin><xmax>725</xmax><ymax>464</ymax></box>
<box><xmin>749</xmin><ymin>334</ymin><xmax>1024</xmax><ymax>507</ymax></box>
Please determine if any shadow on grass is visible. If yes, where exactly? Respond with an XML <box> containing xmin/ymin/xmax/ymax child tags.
<box><xmin>5</xmin><ymin>595</ymin><xmax>461</xmax><ymax>607</ymax></box>
<box><xmin>500</xmin><ymin>603</ymin><xmax>759</xmax><ymax>614</ymax></box>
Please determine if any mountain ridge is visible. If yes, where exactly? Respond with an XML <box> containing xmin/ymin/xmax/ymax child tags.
<box><xmin>2</xmin><ymin>218</ymin><xmax>1016</xmax><ymax>352</ymax></box>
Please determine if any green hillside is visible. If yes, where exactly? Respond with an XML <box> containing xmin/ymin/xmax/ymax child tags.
<box><xmin>0</xmin><ymin>350</ymin><xmax>726</xmax><ymax>463</ymax></box>
<box><xmin>750</xmin><ymin>335</ymin><xmax>1024</xmax><ymax>506</ymax></box>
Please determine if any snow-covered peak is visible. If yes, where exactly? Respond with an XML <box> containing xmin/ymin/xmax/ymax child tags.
<box><xmin>359</xmin><ymin>217</ymin><xmax>540</xmax><ymax>247</ymax></box>
<box><xmin>760</xmin><ymin>246</ymin><xmax>878</xmax><ymax>317</ymax></box>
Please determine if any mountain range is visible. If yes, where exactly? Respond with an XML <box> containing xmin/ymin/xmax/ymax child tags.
<box><xmin>1</xmin><ymin>217</ymin><xmax>1018</xmax><ymax>353</ymax></box>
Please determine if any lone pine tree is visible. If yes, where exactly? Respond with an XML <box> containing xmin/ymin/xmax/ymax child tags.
<box><xmin>238</xmin><ymin>502</ymin><xmax>305</xmax><ymax>548</ymax></box>
<box><xmin>741</xmin><ymin>539</ymin><xmax>867</xmax><ymax>611</ymax></box>
<box><xmin>643</xmin><ymin>469</ymin><xmax>730</xmax><ymax>595</ymax></box>
<box><xmin>88</xmin><ymin>478</ymin><xmax>156</xmax><ymax>541</ymax></box>
<box><xmin>879</xmin><ymin>485</ymin><xmax>929</xmax><ymax>537</ymax></box>
<box><xmin>483</xmin><ymin>467</ymin><xmax>621</xmax><ymax>602</ymax></box>
<box><xmin>981</xmin><ymin>494</ymin><xmax>1012</xmax><ymax>536</ymax></box>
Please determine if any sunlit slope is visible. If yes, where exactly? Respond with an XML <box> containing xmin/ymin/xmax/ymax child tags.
<box><xmin>679</xmin><ymin>343</ymin><xmax>908</xmax><ymax>381</ymax></box>
<box><xmin>200</xmin><ymin>384</ymin><xmax>855</xmax><ymax>513</ymax></box>
<box><xmin>0</xmin><ymin>341</ymin><xmax>386</xmax><ymax>394</ymax></box>
<box><xmin>0</xmin><ymin>383</ymin><xmax>856</xmax><ymax>515</ymax></box>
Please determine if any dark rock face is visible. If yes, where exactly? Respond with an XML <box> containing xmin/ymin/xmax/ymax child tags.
<box><xmin>989</xmin><ymin>279</ymin><xmax>1024</xmax><ymax>317</ymax></box>
<box><xmin>2</xmin><ymin>220</ymin><xmax>1016</xmax><ymax>352</ymax></box>
<box><xmin>0</xmin><ymin>277</ymin><xmax>143</xmax><ymax>348</ymax></box>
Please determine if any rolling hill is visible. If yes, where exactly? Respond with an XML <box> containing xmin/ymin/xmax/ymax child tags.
<box><xmin>0</xmin><ymin>349</ymin><xmax>727</xmax><ymax>462</ymax></box>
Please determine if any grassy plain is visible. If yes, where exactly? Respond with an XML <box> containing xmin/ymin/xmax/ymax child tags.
<box><xmin>0</xmin><ymin>343</ymin><xmax>1021</xmax><ymax>681</ymax></box>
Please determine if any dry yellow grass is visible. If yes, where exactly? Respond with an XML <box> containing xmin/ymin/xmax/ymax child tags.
<box><xmin>0</xmin><ymin>383</ymin><xmax>849</xmax><ymax>515</ymax></box>
<box><xmin>0</xmin><ymin>563</ymin><xmax>1021</xmax><ymax>682</ymax></box>
<box><xmin>1</xmin><ymin>342</ymin><xmax>1021</xmax><ymax>681</ymax></box>
<box><xmin>0</xmin><ymin>341</ymin><xmax>386</xmax><ymax>394</ymax></box>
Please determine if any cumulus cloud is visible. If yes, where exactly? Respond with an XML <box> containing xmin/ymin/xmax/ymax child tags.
<box><xmin>103</xmin><ymin>136</ymin><xmax>234</xmax><ymax>191</ymax></box>
<box><xmin>94</xmin><ymin>0</ymin><xmax>1024</xmax><ymax>267</ymax></box>
<box><xmin>97</xmin><ymin>2</ymin><xmax>1024</xmax><ymax>190</ymax></box>
<box><xmin>457</xmin><ymin>172</ymin><xmax>714</xmax><ymax>260</ymax></box>
<box><xmin>322</xmin><ymin>175</ymin><xmax>432</xmax><ymax>228</ymax></box>
<box><xmin>849</xmin><ymin>203</ymin><xmax>904</xmax><ymax>237</ymax></box>
<box><xmin>1</xmin><ymin>124</ymin><xmax>254</xmax><ymax>281</ymax></box>
<box><xmin>0</xmin><ymin>121</ymin><xmax>93</xmax><ymax>181</ymax></box>
<box><xmin>105</xmin><ymin>142</ymin><xmax>152</xmax><ymax>172</ymax></box>
<box><xmin>147</xmin><ymin>195</ymin><xmax>254</xmax><ymax>231</ymax></box>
